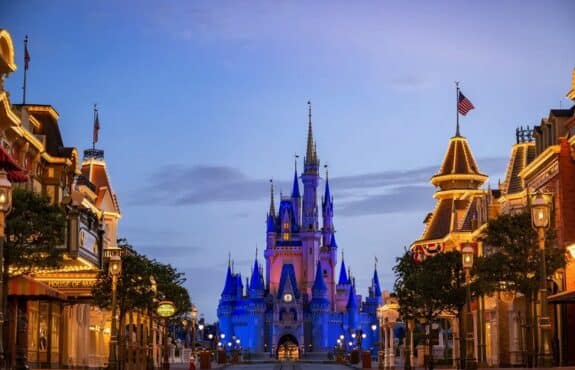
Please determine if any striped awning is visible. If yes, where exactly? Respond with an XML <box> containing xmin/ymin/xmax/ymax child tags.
<box><xmin>8</xmin><ymin>275</ymin><xmax>66</xmax><ymax>300</ymax></box>
<box><xmin>0</xmin><ymin>145</ymin><xmax>28</xmax><ymax>182</ymax></box>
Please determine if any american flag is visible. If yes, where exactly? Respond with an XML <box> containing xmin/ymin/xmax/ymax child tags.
<box><xmin>93</xmin><ymin>109</ymin><xmax>100</xmax><ymax>145</ymax></box>
<box><xmin>458</xmin><ymin>91</ymin><xmax>475</xmax><ymax>115</ymax></box>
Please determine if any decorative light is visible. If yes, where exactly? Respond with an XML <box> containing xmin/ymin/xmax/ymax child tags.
<box><xmin>362</xmin><ymin>333</ymin><xmax>367</xmax><ymax>339</ymax></box>
<box><xmin>235</xmin><ymin>339</ymin><xmax>240</xmax><ymax>344</ymax></box>
<box><xmin>371</xmin><ymin>324</ymin><xmax>377</xmax><ymax>331</ymax></box>
<box><xmin>220</xmin><ymin>333</ymin><xmax>225</xmax><ymax>339</ymax></box>
<box><xmin>227</xmin><ymin>342</ymin><xmax>232</xmax><ymax>347</ymax></box>
<box><xmin>198</xmin><ymin>324</ymin><xmax>204</xmax><ymax>331</ymax></box>
<box><xmin>531</xmin><ymin>192</ymin><xmax>551</xmax><ymax>229</ymax></box>
<box><xmin>217</xmin><ymin>342</ymin><xmax>222</xmax><ymax>347</ymax></box>
<box><xmin>567</xmin><ymin>244</ymin><xmax>575</xmax><ymax>259</ymax></box>
<box><xmin>462</xmin><ymin>245</ymin><xmax>474</xmax><ymax>270</ymax></box>
<box><xmin>348</xmin><ymin>341</ymin><xmax>353</xmax><ymax>347</ymax></box>
<box><xmin>339</xmin><ymin>334</ymin><xmax>344</xmax><ymax>340</ymax></box>
<box><xmin>0</xmin><ymin>170</ymin><xmax>12</xmax><ymax>213</ymax></box>
<box><xmin>208</xmin><ymin>334</ymin><xmax>213</xmax><ymax>340</ymax></box>
<box><xmin>337</xmin><ymin>339</ymin><xmax>341</xmax><ymax>344</ymax></box>
<box><xmin>351</xmin><ymin>333</ymin><xmax>356</xmax><ymax>339</ymax></box>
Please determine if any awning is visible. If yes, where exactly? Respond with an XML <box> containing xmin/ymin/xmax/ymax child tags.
<box><xmin>8</xmin><ymin>275</ymin><xmax>66</xmax><ymax>300</ymax></box>
<box><xmin>548</xmin><ymin>290</ymin><xmax>575</xmax><ymax>304</ymax></box>
<box><xmin>0</xmin><ymin>146</ymin><xmax>28</xmax><ymax>182</ymax></box>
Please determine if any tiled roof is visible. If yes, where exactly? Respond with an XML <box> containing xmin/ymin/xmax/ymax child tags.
<box><xmin>432</xmin><ymin>136</ymin><xmax>487</xmax><ymax>187</ymax></box>
<box><xmin>421</xmin><ymin>199</ymin><xmax>453</xmax><ymax>240</ymax></box>
<box><xmin>502</xmin><ymin>142</ymin><xmax>536</xmax><ymax>195</ymax></box>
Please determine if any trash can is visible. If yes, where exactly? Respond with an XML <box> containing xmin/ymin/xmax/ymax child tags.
<box><xmin>199</xmin><ymin>350</ymin><xmax>211</xmax><ymax>369</ymax></box>
<box><xmin>362</xmin><ymin>350</ymin><xmax>372</xmax><ymax>368</ymax></box>
<box><xmin>350</xmin><ymin>349</ymin><xmax>360</xmax><ymax>364</ymax></box>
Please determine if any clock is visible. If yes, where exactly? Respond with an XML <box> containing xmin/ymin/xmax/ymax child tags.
<box><xmin>283</xmin><ymin>293</ymin><xmax>293</xmax><ymax>303</ymax></box>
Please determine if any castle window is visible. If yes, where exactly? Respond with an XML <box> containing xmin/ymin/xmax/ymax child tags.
<box><xmin>323</xmin><ymin>269</ymin><xmax>327</xmax><ymax>277</ymax></box>
<box><xmin>282</xmin><ymin>233</ymin><xmax>290</xmax><ymax>241</ymax></box>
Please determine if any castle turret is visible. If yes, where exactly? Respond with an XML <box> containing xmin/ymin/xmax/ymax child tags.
<box><xmin>322</xmin><ymin>167</ymin><xmax>335</xmax><ymax>247</ymax></box>
<box><xmin>291</xmin><ymin>159</ymin><xmax>301</xmax><ymax>226</ymax></box>
<box><xmin>217</xmin><ymin>262</ymin><xmax>235</xmax><ymax>339</ymax></box>
<box><xmin>310</xmin><ymin>260</ymin><xmax>329</xmax><ymax>351</ymax></box>
<box><xmin>346</xmin><ymin>283</ymin><xmax>359</xmax><ymax>331</ymax></box>
<box><xmin>247</xmin><ymin>255</ymin><xmax>266</xmax><ymax>352</ymax></box>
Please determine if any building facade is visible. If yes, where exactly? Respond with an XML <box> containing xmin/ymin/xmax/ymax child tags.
<box><xmin>217</xmin><ymin>105</ymin><xmax>381</xmax><ymax>357</ymax></box>
<box><xmin>0</xmin><ymin>29</ymin><xmax>123</xmax><ymax>368</ymax></box>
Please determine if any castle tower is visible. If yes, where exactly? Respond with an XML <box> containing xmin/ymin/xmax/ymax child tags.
<box><xmin>291</xmin><ymin>159</ymin><xmax>301</xmax><ymax>226</ymax></box>
<box><xmin>310</xmin><ymin>260</ymin><xmax>330</xmax><ymax>351</ymax></box>
<box><xmin>301</xmin><ymin>101</ymin><xmax>322</xmax><ymax>294</ymax></box>
<box><xmin>247</xmin><ymin>256</ymin><xmax>266</xmax><ymax>352</ymax></box>
<box><xmin>322</xmin><ymin>167</ymin><xmax>334</xmax><ymax>247</ymax></box>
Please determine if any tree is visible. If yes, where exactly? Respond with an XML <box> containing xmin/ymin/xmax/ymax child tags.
<box><xmin>477</xmin><ymin>211</ymin><xmax>565</xmax><ymax>367</ymax></box>
<box><xmin>394</xmin><ymin>249</ymin><xmax>467</xmax><ymax>370</ymax></box>
<box><xmin>5</xmin><ymin>188</ymin><xmax>67</xmax><ymax>274</ymax></box>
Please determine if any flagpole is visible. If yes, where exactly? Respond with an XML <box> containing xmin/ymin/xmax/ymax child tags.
<box><xmin>455</xmin><ymin>81</ymin><xmax>460</xmax><ymax>137</ymax></box>
<box><xmin>22</xmin><ymin>35</ymin><xmax>28</xmax><ymax>105</ymax></box>
<box><xmin>93</xmin><ymin>104</ymin><xmax>97</xmax><ymax>150</ymax></box>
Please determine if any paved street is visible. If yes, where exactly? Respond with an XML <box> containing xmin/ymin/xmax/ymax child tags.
<box><xmin>225</xmin><ymin>363</ymin><xmax>349</xmax><ymax>370</ymax></box>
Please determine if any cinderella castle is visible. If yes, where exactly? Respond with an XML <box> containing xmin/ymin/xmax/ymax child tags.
<box><xmin>217</xmin><ymin>103</ymin><xmax>381</xmax><ymax>357</ymax></box>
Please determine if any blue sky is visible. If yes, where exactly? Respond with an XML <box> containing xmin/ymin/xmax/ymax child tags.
<box><xmin>2</xmin><ymin>0</ymin><xmax>574</xmax><ymax>322</ymax></box>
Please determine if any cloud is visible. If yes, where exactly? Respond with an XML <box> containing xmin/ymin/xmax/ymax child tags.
<box><xmin>337</xmin><ymin>185</ymin><xmax>435</xmax><ymax>217</ymax></box>
<box><xmin>127</xmin><ymin>156</ymin><xmax>508</xmax><ymax>216</ymax></box>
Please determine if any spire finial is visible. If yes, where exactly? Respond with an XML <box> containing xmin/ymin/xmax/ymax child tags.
<box><xmin>305</xmin><ymin>100</ymin><xmax>315</xmax><ymax>165</ymax></box>
<box><xmin>269</xmin><ymin>179</ymin><xmax>276</xmax><ymax>216</ymax></box>
<box><xmin>228</xmin><ymin>252</ymin><xmax>231</xmax><ymax>268</ymax></box>
<box><xmin>375</xmin><ymin>256</ymin><xmax>378</xmax><ymax>271</ymax></box>
<box><xmin>324</xmin><ymin>164</ymin><xmax>329</xmax><ymax>181</ymax></box>
<box><xmin>295</xmin><ymin>154</ymin><xmax>299</xmax><ymax>173</ymax></box>
<box><xmin>255</xmin><ymin>246</ymin><xmax>258</xmax><ymax>261</ymax></box>
<box><xmin>342</xmin><ymin>249</ymin><xmax>344</xmax><ymax>261</ymax></box>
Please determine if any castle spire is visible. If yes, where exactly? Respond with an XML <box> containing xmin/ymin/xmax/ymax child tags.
<box><xmin>291</xmin><ymin>155</ymin><xmax>300</xmax><ymax>198</ymax></box>
<box><xmin>304</xmin><ymin>100</ymin><xmax>319</xmax><ymax>170</ymax></box>
<box><xmin>312</xmin><ymin>260</ymin><xmax>327</xmax><ymax>293</ymax></box>
<box><xmin>269</xmin><ymin>179</ymin><xmax>276</xmax><ymax>216</ymax></box>
<box><xmin>338</xmin><ymin>251</ymin><xmax>349</xmax><ymax>285</ymax></box>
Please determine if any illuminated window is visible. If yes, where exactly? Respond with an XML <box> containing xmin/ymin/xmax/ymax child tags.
<box><xmin>283</xmin><ymin>233</ymin><xmax>290</xmax><ymax>241</ymax></box>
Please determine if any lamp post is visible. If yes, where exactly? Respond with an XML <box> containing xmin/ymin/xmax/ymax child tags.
<box><xmin>157</xmin><ymin>301</ymin><xmax>176</xmax><ymax>370</ymax></box>
<box><xmin>406</xmin><ymin>319</ymin><xmax>415</xmax><ymax>370</ymax></box>
<box><xmin>190</xmin><ymin>305</ymin><xmax>198</xmax><ymax>356</ymax></box>
<box><xmin>0</xmin><ymin>170</ymin><xmax>12</xmax><ymax>369</ymax></box>
<box><xmin>531</xmin><ymin>192</ymin><xmax>552</xmax><ymax>367</ymax></box>
<box><xmin>462</xmin><ymin>244</ymin><xmax>476</xmax><ymax>370</ymax></box>
<box><xmin>104</xmin><ymin>244</ymin><xmax>122</xmax><ymax>370</ymax></box>
<box><xmin>147</xmin><ymin>276</ymin><xmax>157</xmax><ymax>370</ymax></box>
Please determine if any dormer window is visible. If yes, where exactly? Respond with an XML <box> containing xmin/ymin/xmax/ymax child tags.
<box><xmin>282</xmin><ymin>233</ymin><xmax>290</xmax><ymax>241</ymax></box>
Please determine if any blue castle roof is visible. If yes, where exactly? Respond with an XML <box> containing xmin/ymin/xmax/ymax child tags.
<box><xmin>291</xmin><ymin>168</ymin><xmax>300</xmax><ymax>198</ymax></box>
<box><xmin>312</xmin><ymin>260</ymin><xmax>327</xmax><ymax>293</ymax></box>
<box><xmin>346</xmin><ymin>283</ymin><xmax>358</xmax><ymax>309</ymax></box>
<box><xmin>338</xmin><ymin>259</ymin><xmax>349</xmax><ymax>285</ymax></box>
<box><xmin>330</xmin><ymin>233</ymin><xmax>338</xmax><ymax>248</ymax></box>
<box><xmin>266</xmin><ymin>213</ymin><xmax>276</xmax><ymax>233</ymax></box>
<box><xmin>221</xmin><ymin>265</ymin><xmax>235</xmax><ymax>297</ymax></box>
<box><xmin>278</xmin><ymin>199</ymin><xmax>298</xmax><ymax>232</ymax></box>
<box><xmin>249</xmin><ymin>259</ymin><xmax>264</xmax><ymax>291</ymax></box>
<box><xmin>277</xmin><ymin>264</ymin><xmax>300</xmax><ymax>299</ymax></box>
<box><xmin>372</xmin><ymin>268</ymin><xmax>382</xmax><ymax>297</ymax></box>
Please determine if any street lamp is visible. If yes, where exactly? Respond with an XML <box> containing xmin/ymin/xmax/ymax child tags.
<box><xmin>0</xmin><ymin>170</ymin><xmax>12</xmax><ymax>369</ymax></box>
<box><xmin>461</xmin><ymin>244</ymin><xmax>476</xmax><ymax>370</ymax></box>
<box><xmin>104</xmin><ymin>246</ymin><xmax>122</xmax><ymax>370</ymax></box>
<box><xmin>190</xmin><ymin>305</ymin><xmax>198</xmax><ymax>355</ymax></box>
<box><xmin>157</xmin><ymin>301</ymin><xmax>176</xmax><ymax>370</ymax></box>
<box><xmin>147</xmin><ymin>276</ymin><xmax>157</xmax><ymax>370</ymax></box>
<box><xmin>531</xmin><ymin>192</ymin><xmax>552</xmax><ymax>367</ymax></box>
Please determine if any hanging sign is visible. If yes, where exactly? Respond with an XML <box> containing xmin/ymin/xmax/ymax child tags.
<box><xmin>157</xmin><ymin>301</ymin><xmax>176</xmax><ymax>318</ymax></box>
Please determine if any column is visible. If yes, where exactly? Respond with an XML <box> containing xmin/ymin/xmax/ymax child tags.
<box><xmin>389</xmin><ymin>323</ymin><xmax>395</xmax><ymax>370</ymax></box>
<box><xmin>452</xmin><ymin>318</ymin><xmax>459</xmax><ymax>369</ymax></box>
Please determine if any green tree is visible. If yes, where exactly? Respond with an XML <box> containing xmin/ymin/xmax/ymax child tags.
<box><xmin>477</xmin><ymin>211</ymin><xmax>565</xmax><ymax>367</ymax></box>
<box><xmin>394</xmin><ymin>249</ymin><xmax>467</xmax><ymax>370</ymax></box>
<box><xmin>5</xmin><ymin>188</ymin><xmax>67</xmax><ymax>274</ymax></box>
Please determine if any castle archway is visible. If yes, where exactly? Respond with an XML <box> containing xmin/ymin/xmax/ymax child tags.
<box><xmin>277</xmin><ymin>333</ymin><xmax>299</xmax><ymax>360</ymax></box>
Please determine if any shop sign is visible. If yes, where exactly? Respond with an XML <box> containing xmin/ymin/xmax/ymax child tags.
<box><xmin>157</xmin><ymin>301</ymin><xmax>176</xmax><ymax>318</ymax></box>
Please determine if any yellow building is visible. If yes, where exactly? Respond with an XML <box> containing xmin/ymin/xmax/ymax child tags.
<box><xmin>0</xmin><ymin>29</ymin><xmax>122</xmax><ymax>368</ymax></box>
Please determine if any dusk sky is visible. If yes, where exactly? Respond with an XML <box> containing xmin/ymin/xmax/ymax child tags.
<box><xmin>2</xmin><ymin>1</ymin><xmax>574</xmax><ymax>322</ymax></box>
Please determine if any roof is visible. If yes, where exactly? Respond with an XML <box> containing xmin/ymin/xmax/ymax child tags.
<box><xmin>81</xmin><ymin>160</ymin><xmax>120</xmax><ymax>213</ymax></box>
<box><xmin>221</xmin><ymin>265</ymin><xmax>235</xmax><ymax>298</ymax></box>
<box><xmin>277</xmin><ymin>264</ymin><xmax>299</xmax><ymax>299</ymax></box>
<box><xmin>312</xmin><ymin>260</ymin><xmax>327</xmax><ymax>293</ymax></box>
<box><xmin>9</xmin><ymin>275</ymin><xmax>66</xmax><ymax>300</ymax></box>
<box><xmin>372</xmin><ymin>268</ymin><xmax>382</xmax><ymax>297</ymax></box>
<box><xmin>278</xmin><ymin>199</ymin><xmax>298</xmax><ymax>232</ymax></box>
<box><xmin>291</xmin><ymin>169</ymin><xmax>300</xmax><ymax>198</ymax></box>
<box><xmin>502</xmin><ymin>142</ymin><xmax>536</xmax><ymax>195</ymax></box>
<box><xmin>431</xmin><ymin>136</ymin><xmax>487</xmax><ymax>189</ymax></box>
<box><xmin>249</xmin><ymin>259</ymin><xmax>264</xmax><ymax>291</ymax></box>
<box><xmin>346</xmin><ymin>283</ymin><xmax>357</xmax><ymax>309</ymax></box>
<box><xmin>338</xmin><ymin>258</ymin><xmax>349</xmax><ymax>285</ymax></box>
